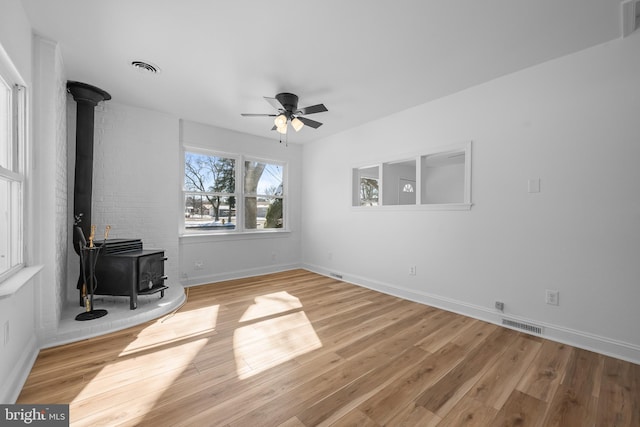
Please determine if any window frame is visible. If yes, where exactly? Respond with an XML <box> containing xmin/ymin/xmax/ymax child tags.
<box><xmin>0</xmin><ymin>57</ymin><xmax>27</xmax><ymax>284</ymax></box>
<box><xmin>181</xmin><ymin>146</ymin><xmax>288</xmax><ymax>235</ymax></box>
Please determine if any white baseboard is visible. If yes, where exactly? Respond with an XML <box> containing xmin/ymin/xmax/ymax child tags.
<box><xmin>181</xmin><ymin>263</ymin><xmax>303</xmax><ymax>287</ymax></box>
<box><xmin>303</xmin><ymin>263</ymin><xmax>640</xmax><ymax>365</ymax></box>
<box><xmin>0</xmin><ymin>334</ymin><xmax>39</xmax><ymax>404</ymax></box>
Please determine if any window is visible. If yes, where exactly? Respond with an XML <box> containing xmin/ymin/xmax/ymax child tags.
<box><xmin>184</xmin><ymin>152</ymin><xmax>237</xmax><ymax>230</ymax></box>
<box><xmin>183</xmin><ymin>150</ymin><xmax>286</xmax><ymax>233</ymax></box>
<box><xmin>352</xmin><ymin>141</ymin><xmax>472</xmax><ymax>210</ymax></box>
<box><xmin>0</xmin><ymin>70</ymin><xmax>26</xmax><ymax>280</ymax></box>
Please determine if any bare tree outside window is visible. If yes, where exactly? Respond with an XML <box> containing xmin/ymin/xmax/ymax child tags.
<box><xmin>184</xmin><ymin>153</ymin><xmax>236</xmax><ymax>229</ymax></box>
<box><xmin>183</xmin><ymin>152</ymin><xmax>285</xmax><ymax>232</ymax></box>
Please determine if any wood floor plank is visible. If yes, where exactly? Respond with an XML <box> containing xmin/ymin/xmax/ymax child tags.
<box><xmin>435</xmin><ymin>395</ymin><xmax>498</xmax><ymax>427</ymax></box>
<box><xmin>515</xmin><ymin>339</ymin><xmax>573</xmax><ymax>402</ymax></box>
<box><xmin>416</xmin><ymin>326</ymin><xmax>519</xmax><ymax>417</ymax></box>
<box><xmin>298</xmin><ymin>346</ymin><xmax>430</xmax><ymax>426</ymax></box>
<box><xmin>326</xmin><ymin>409</ymin><xmax>379</xmax><ymax>427</ymax></box>
<box><xmin>467</xmin><ymin>334</ymin><xmax>542</xmax><ymax>410</ymax></box>
<box><xmin>357</xmin><ymin>343</ymin><xmax>468</xmax><ymax>424</ymax></box>
<box><xmin>490</xmin><ymin>390</ymin><xmax>547</xmax><ymax>427</ymax></box>
<box><xmin>595</xmin><ymin>356</ymin><xmax>640</xmax><ymax>427</ymax></box>
<box><xmin>540</xmin><ymin>347</ymin><xmax>602</xmax><ymax>426</ymax></box>
<box><xmin>15</xmin><ymin>269</ymin><xmax>640</xmax><ymax>427</ymax></box>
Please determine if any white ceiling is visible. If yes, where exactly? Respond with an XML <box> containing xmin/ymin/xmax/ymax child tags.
<box><xmin>21</xmin><ymin>0</ymin><xmax>623</xmax><ymax>144</ymax></box>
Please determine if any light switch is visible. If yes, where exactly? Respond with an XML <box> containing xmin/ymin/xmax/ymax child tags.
<box><xmin>528</xmin><ymin>178</ymin><xmax>540</xmax><ymax>193</ymax></box>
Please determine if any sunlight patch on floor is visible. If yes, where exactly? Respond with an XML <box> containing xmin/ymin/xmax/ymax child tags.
<box><xmin>234</xmin><ymin>310</ymin><xmax>322</xmax><ymax>379</ymax></box>
<box><xmin>239</xmin><ymin>291</ymin><xmax>303</xmax><ymax>322</ymax></box>
<box><xmin>118</xmin><ymin>304</ymin><xmax>219</xmax><ymax>355</ymax></box>
<box><xmin>71</xmin><ymin>337</ymin><xmax>209</xmax><ymax>425</ymax></box>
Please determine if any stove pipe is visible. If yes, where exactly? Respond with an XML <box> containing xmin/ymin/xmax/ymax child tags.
<box><xmin>67</xmin><ymin>81</ymin><xmax>111</xmax><ymax>287</ymax></box>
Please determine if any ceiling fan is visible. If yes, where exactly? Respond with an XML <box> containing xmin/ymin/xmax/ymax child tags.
<box><xmin>241</xmin><ymin>92</ymin><xmax>328</xmax><ymax>134</ymax></box>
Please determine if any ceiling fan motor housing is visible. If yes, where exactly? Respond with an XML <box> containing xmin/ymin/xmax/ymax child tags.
<box><xmin>276</xmin><ymin>92</ymin><xmax>299</xmax><ymax>114</ymax></box>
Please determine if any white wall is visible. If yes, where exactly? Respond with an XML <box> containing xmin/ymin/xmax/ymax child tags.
<box><xmin>65</xmin><ymin>101</ymin><xmax>182</xmax><ymax>300</ymax></box>
<box><xmin>0</xmin><ymin>0</ymin><xmax>39</xmax><ymax>403</ymax></box>
<box><xmin>179</xmin><ymin>120</ymin><xmax>303</xmax><ymax>285</ymax></box>
<box><xmin>302</xmin><ymin>33</ymin><xmax>640</xmax><ymax>363</ymax></box>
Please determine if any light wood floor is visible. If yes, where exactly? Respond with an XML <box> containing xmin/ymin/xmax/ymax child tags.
<box><xmin>18</xmin><ymin>269</ymin><xmax>639</xmax><ymax>426</ymax></box>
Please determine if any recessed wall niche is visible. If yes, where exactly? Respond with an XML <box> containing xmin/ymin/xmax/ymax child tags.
<box><xmin>352</xmin><ymin>141</ymin><xmax>471</xmax><ymax>210</ymax></box>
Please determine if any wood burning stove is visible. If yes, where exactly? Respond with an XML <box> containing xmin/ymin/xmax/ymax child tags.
<box><xmin>85</xmin><ymin>239</ymin><xmax>169</xmax><ymax>310</ymax></box>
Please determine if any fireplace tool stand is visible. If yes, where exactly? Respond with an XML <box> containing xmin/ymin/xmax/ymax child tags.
<box><xmin>76</xmin><ymin>231</ymin><xmax>108</xmax><ymax>321</ymax></box>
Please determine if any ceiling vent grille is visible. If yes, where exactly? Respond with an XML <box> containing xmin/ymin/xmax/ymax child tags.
<box><xmin>502</xmin><ymin>318</ymin><xmax>543</xmax><ymax>335</ymax></box>
<box><xmin>131</xmin><ymin>61</ymin><xmax>160</xmax><ymax>74</ymax></box>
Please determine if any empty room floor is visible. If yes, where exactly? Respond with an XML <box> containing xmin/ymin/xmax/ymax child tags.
<box><xmin>17</xmin><ymin>270</ymin><xmax>640</xmax><ymax>426</ymax></box>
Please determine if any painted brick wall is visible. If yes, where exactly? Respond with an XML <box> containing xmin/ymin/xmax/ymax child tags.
<box><xmin>89</xmin><ymin>101</ymin><xmax>180</xmax><ymax>287</ymax></box>
<box><xmin>53</xmin><ymin>42</ymin><xmax>67</xmax><ymax>319</ymax></box>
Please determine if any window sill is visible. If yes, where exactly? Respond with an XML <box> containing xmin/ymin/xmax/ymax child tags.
<box><xmin>352</xmin><ymin>203</ymin><xmax>473</xmax><ymax>211</ymax></box>
<box><xmin>180</xmin><ymin>229</ymin><xmax>292</xmax><ymax>243</ymax></box>
<box><xmin>0</xmin><ymin>265</ymin><xmax>44</xmax><ymax>300</ymax></box>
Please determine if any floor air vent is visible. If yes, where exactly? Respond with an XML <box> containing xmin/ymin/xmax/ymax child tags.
<box><xmin>330</xmin><ymin>272</ymin><xmax>343</xmax><ymax>280</ymax></box>
<box><xmin>502</xmin><ymin>318</ymin><xmax>543</xmax><ymax>335</ymax></box>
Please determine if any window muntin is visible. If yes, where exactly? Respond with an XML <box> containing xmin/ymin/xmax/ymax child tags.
<box><xmin>182</xmin><ymin>151</ymin><xmax>286</xmax><ymax>233</ymax></box>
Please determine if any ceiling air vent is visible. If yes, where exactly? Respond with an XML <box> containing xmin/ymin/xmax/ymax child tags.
<box><xmin>130</xmin><ymin>60</ymin><xmax>161</xmax><ymax>74</ymax></box>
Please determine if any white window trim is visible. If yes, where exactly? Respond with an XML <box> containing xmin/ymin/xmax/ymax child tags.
<box><xmin>180</xmin><ymin>146</ymin><xmax>289</xmax><ymax>236</ymax></box>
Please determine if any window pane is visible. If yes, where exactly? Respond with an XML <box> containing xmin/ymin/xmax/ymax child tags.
<box><xmin>0</xmin><ymin>78</ymin><xmax>10</xmax><ymax>170</ymax></box>
<box><xmin>244</xmin><ymin>161</ymin><xmax>283</xmax><ymax>195</ymax></box>
<box><xmin>245</xmin><ymin>197</ymin><xmax>282</xmax><ymax>229</ymax></box>
<box><xmin>420</xmin><ymin>151</ymin><xmax>465</xmax><ymax>204</ymax></box>
<box><xmin>184</xmin><ymin>152</ymin><xmax>235</xmax><ymax>193</ymax></box>
<box><xmin>184</xmin><ymin>194</ymin><xmax>236</xmax><ymax>230</ymax></box>
<box><xmin>382</xmin><ymin>159</ymin><xmax>416</xmax><ymax>205</ymax></box>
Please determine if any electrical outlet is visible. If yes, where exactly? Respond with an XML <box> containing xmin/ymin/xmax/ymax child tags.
<box><xmin>409</xmin><ymin>266</ymin><xmax>416</xmax><ymax>276</ymax></box>
<box><xmin>546</xmin><ymin>290</ymin><xmax>559</xmax><ymax>306</ymax></box>
<box><xmin>328</xmin><ymin>251</ymin><xmax>333</xmax><ymax>261</ymax></box>
<box><xmin>194</xmin><ymin>261</ymin><xmax>204</xmax><ymax>270</ymax></box>
<box><xmin>495</xmin><ymin>301</ymin><xmax>504</xmax><ymax>312</ymax></box>
<box><xmin>271</xmin><ymin>252</ymin><xmax>277</xmax><ymax>262</ymax></box>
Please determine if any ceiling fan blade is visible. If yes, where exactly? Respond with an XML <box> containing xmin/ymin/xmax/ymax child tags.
<box><xmin>241</xmin><ymin>113</ymin><xmax>277</xmax><ymax>117</ymax></box>
<box><xmin>271</xmin><ymin>125</ymin><xmax>277</xmax><ymax>131</ymax></box>
<box><xmin>297</xmin><ymin>104</ymin><xmax>328</xmax><ymax>115</ymax></box>
<box><xmin>298</xmin><ymin>116</ymin><xmax>323</xmax><ymax>129</ymax></box>
<box><xmin>264</xmin><ymin>97</ymin><xmax>282</xmax><ymax>110</ymax></box>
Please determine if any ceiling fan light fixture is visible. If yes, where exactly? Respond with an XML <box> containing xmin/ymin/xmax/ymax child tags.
<box><xmin>274</xmin><ymin>114</ymin><xmax>287</xmax><ymax>128</ymax></box>
<box><xmin>291</xmin><ymin>117</ymin><xmax>304</xmax><ymax>132</ymax></box>
<box><xmin>276</xmin><ymin>123</ymin><xmax>288</xmax><ymax>134</ymax></box>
